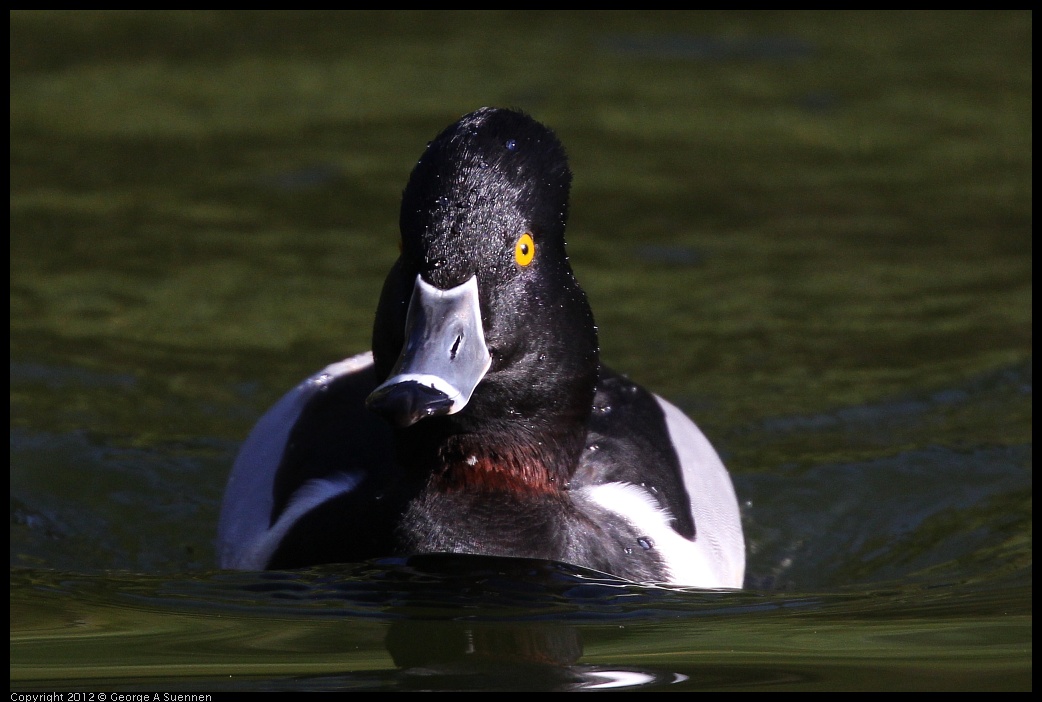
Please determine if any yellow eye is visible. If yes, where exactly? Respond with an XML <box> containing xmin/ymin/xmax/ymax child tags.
<box><xmin>515</xmin><ymin>232</ymin><xmax>535</xmax><ymax>266</ymax></box>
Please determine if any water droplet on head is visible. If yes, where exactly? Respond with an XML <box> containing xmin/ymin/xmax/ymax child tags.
<box><xmin>637</xmin><ymin>537</ymin><xmax>654</xmax><ymax>550</ymax></box>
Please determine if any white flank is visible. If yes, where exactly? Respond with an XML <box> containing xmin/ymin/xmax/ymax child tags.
<box><xmin>216</xmin><ymin>351</ymin><xmax>374</xmax><ymax>569</ymax></box>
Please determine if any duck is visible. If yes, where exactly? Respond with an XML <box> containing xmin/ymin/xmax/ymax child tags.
<box><xmin>217</xmin><ymin>107</ymin><xmax>745</xmax><ymax>588</ymax></box>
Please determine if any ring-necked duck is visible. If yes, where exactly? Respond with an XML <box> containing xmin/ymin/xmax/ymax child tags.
<box><xmin>217</xmin><ymin>107</ymin><xmax>745</xmax><ymax>588</ymax></box>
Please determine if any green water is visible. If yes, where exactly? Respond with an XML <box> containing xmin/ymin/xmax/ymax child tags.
<box><xmin>10</xmin><ymin>11</ymin><xmax>1031</xmax><ymax>690</ymax></box>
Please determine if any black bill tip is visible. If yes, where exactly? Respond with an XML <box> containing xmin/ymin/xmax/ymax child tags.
<box><xmin>366</xmin><ymin>380</ymin><xmax>455</xmax><ymax>428</ymax></box>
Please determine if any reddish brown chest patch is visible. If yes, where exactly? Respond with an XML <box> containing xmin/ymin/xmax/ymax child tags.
<box><xmin>431</xmin><ymin>445</ymin><xmax>564</xmax><ymax>496</ymax></box>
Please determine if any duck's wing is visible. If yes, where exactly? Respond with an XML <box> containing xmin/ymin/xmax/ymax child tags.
<box><xmin>573</xmin><ymin>367</ymin><xmax>745</xmax><ymax>588</ymax></box>
<box><xmin>217</xmin><ymin>351</ymin><xmax>395</xmax><ymax>569</ymax></box>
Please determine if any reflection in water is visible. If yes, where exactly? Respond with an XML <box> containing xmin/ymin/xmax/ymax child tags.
<box><xmin>383</xmin><ymin>619</ymin><xmax>684</xmax><ymax>690</ymax></box>
<box><xmin>386</xmin><ymin>620</ymin><xmax>584</xmax><ymax>668</ymax></box>
<box><xmin>370</xmin><ymin>555</ymin><xmax>694</xmax><ymax>689</ymax></box>
<box><xmin>385</xmin><ymin>619</ymin><xmax>677</xmax><ymax>690</ymax></box>
<box><xmin>10</xmin><ymin>551</ymin><xmax>1030</xmax><ymax>691</ymax></box>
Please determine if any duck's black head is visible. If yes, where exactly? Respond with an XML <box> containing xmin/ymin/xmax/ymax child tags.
<box><xmin>368</xmin><ymin>107</ymin><xmax>599</xmax><ymax>492</ymax></box>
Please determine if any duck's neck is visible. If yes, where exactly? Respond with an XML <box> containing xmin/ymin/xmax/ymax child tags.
<box><xmin>394</xmin><ymin>418</ymin><xmax>587</xmax><ymax>497</ymax></box>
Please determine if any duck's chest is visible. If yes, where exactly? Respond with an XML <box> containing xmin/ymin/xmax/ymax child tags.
<box><xmin>395</xmin><ymin>486</ymin><xmax>669</xmax><ymax>583</ymax></box>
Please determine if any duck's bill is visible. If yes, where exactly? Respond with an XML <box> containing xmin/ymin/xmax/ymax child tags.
<box><xmin>366</xmin><ymin>274</ymin><xmax>492</xmax><ymax>427</ymax></box>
